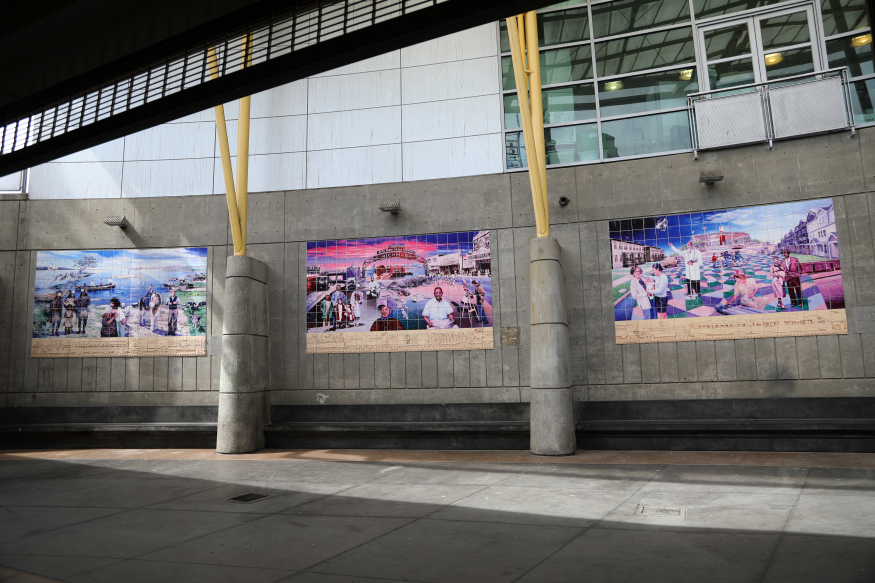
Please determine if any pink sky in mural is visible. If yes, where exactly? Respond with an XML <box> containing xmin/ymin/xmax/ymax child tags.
<box><xmin>307</xmin><ymin>234</ymin><xmax>477</xmax><ymax>272</ymax></box>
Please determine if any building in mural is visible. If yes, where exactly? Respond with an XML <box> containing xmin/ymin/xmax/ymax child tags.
<box><xmin>306</xmin><ymin>231</ymin><xmax>493</xmax><ymax>353</ymax></box>
<box><xmin>610</xmin><ymin>200</ymin><xmax>847</xmax><ymax>343</ymax></box>
<box><xmin>31</xmin><ymin>248</ymin><xmax>208</xmax><ymax>357</ymax></box>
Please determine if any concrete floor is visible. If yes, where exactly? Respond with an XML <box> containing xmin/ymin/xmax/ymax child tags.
<box><xmin>0</xmin><ymin>450</ymin><xmax>873</xmax><ymax>583</ymax></box>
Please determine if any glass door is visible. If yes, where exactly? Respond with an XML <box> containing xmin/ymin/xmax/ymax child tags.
<box><xmin>698</xmin><ymin>4</ymin><xmax>822</xmax><ymax>93</ymax></box>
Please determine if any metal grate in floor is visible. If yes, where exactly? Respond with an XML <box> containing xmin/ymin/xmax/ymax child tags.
<box><xmin>227</xmin><ymin>492</ymin><xmax>270</xmax><ymax>503</ymax></box>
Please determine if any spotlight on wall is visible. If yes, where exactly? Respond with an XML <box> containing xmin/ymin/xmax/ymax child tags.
<box><xmin>379</xmin><ymin>201</ymin><xmax>401</xmax><ymax>214</ymax></box>
<box><xmin>699</xmin><ymin>170</ymin><xmax>724</xmax><ymax>185</ymax></box>
<box><xmin>103</xmin><ymin>216</ymin><xmax>128</xmax><ymax>228</ymax></box>
<box><xmin>678</xmin><ymin>69</ymin><xmax>694</xmax><ymax>81</ymax></box>
<box><xmin>558</xmin><ymin>196</ymin><xmax>570</xmax><ymax>207</ymax></box>
<box><xmin>604</xmin><ymin>80</ymin><xmax>623</xmax><ymax>91</ymax></box>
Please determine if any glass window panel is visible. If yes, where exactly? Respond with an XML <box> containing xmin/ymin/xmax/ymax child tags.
<box><xmin>704</xmin><ymin>24</ymin><xmax>751</xmax><ymax>60</ymax></box>
<box><xmin>505</xmin><ymin>85</ymin><xmax>596</xmax><ymax>129</ymax></box>
<box><xmin>595</xmin><ymin>27</ymin><xmax>695</xmax><ymax>77</ymax></box>
<box><xmin>763</xmin><ymin>46</ymin><xmax>815</xmax><ymax>80</ymax></box>
<box><xmin>546</xmin><ymin>124</ymin><xmax>600</xmax><ymax>163</ymax></box>
<box><xmin>502</xmin><ymin>46</ymin><xmax>593</xmax><ymax>90</ymax></box>
<box><xmin>540</xmin><ymin>8</ymin><xmax>590</xmax><ymax>46</ymax></box>
<box><xmin>601</xmin><ymin>111</ymin><xmax>691</xmax><ymax>158</ymax></box>
<box><xmin>506</xmin><ymin>131</ymin><xmax>528</xmax><ymax>168</ymax></box>
<box><xmin>693</xmin><ymin>0</ymin><xmax>781</xmax><ymax>20</ymax></box>
<box><xmin>708</xmin><ymin>58</ymin><xmax>756</xmax><ymax>90</ymax></box>
<box><xmin>599</xmin><ymin>68</ymin><xmax>698</xmax><ymax>117</ymax></box>
<box><xmin>591</xmin><ymin>0</ymin><xmax>690</xmax><ymax>38</ymax></box>
<box><xmin>500</xmin><ymin>21</ymin><xmax>511</xmax><ymax>53</ymax></box>
<box><xmin>821</xmin><ymin>0</ymin><xmax>870</xmax><ymax>37</ymax></box>
<box><xmin>850</xmin><ymin>78</ymin><xmax>875</xmax><ymax>123</ymax></box>
<box><xmin>826</xmin><ymin>35</ymin><xmax>875</xmax><ymax>76</ymax></box>
<box><xmin>760</xmin><ymin>12</ymin><xmax>810</xmax><ymax>50</ymax></box>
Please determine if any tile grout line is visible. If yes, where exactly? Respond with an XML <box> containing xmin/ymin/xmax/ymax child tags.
<box><xmin>507</xmin><ymin>462</ymin><xmax>670</xmax><ymax>583</ymax></box>
<box><xmin>756</xmin><ymin>466</ymin><xmax>810</xmax><ymax>583</ymax></box>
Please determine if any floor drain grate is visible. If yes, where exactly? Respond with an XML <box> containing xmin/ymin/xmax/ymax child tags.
<box><xmin>635</xmin><ymin>504</ymin><xmax>687</xmax><ymax>517</ymax></box>
<box><xmin>227</xmin><ymin>492</ymin><xmax>269</xmax><ymax>504</ymax></box>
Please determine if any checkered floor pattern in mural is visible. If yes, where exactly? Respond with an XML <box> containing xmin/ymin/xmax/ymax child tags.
<box><xmin>613</xmin><ymin>251</ymin><xmax>845</xmax><ymax>321</ymax></box>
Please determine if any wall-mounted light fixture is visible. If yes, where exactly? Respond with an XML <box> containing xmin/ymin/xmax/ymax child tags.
<box><xmin>379</xmin><ymin>201</ymin><xmax>401</xmax><ymax>215</ymax></box>
<box><xmin>678</xmin><ymin>69</ymin><xmax>694</xmax><ymax>81</ymax></box>
<box><xmin>604</xmin><ymin>80</ymin><xmax>623</xmax><ymax>91</ymax></box>
<box><xmin>558</xmin><ymin>196</ymin><xmax>570</xmax><ymax>207</ymax></box>
<box><xmin>103</xmin><ymin>216</ymin><xmax>128</xmax><ymax>228</ymax></box>
<box><xmin>699</xmin><ymin>170</ymin><xmax>724</xmax><ymax>185</ymax></box>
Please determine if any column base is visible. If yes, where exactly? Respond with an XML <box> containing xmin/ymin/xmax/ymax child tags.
<box><xmin>530</xmin><ymin>387</ymin><xmax>577</xmax><ymax>455</ymax></box>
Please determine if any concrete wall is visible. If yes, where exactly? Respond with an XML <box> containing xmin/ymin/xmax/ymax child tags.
<box><xmin>24</xmin><ymin>24</ymin><xmax>503</xmax><ymax>200</ymax></box>
<box><xmin>2</xmin><ymin>128</ymin><xmax>874</xmax><ymax>409</ymax></box>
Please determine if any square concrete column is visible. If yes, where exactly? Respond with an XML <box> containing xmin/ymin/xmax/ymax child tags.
<box><xmin>529</xmin><ymin>237</ymin><xmax>577</xmax><ymax>455</ymax></box>
<box><xmin>217</xmin><ymin>256</ymin><xmax>270</xmax><ymax>454</ymax></box>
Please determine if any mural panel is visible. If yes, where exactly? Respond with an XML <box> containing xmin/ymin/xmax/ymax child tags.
<box><xmin>306</xmin><ymin>231</ymin><xmax>493</xmax><ymax>353</ymax></box>
<box><xmin>31</xmin><ymin>247</ymin><xmax>208</xmax><ymax>357</ymax></box>
<box><xmin>610</xmin><ymin>200</ymin><xmax>848</xmax><ymax>343</ymax></box>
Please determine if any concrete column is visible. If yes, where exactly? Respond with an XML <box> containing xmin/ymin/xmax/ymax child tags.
<box><xmin>217</xmin><ymin>256</ymin><xmax>270</xmax><ymax>453</ymax></box>
<box><xmin>529</xmin><ymin>237</ymin><xmax>577</xmax><ymax>455</ymax></box>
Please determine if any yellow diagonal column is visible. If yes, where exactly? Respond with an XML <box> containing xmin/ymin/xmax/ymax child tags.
<box><xmin>506</xmin><ymin>13</ymin><xmax>549</xmax><ymax>238</ymax></box>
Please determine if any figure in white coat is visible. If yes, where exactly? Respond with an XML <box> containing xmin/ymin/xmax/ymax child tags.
<box><xmin>669</xmin><ymin>240</ymin><xmax>703</xmax><ymax>299</ymax></box>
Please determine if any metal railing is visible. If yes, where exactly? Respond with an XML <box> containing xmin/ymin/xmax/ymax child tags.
<box><xmin>687</xmin><ymin>67</ymin><xmax>856</xmax><ymax>159</ymax></box>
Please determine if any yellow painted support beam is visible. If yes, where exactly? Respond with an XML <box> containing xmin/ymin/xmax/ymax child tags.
<box><xmin>207</xmin><ymin>47</ymin><xmax>245</xmax><ymax>256</ymax></box>
<box><xmin>506</xmin><ymin>14</ymin><xmax>550</xmax><ymax>237</ymax></box>
<box><xmin>236</xmin><ymin>34</ymin><xmax>253</xmax><ymax>256</ymax></box>
<box><xmin>525</xmin><ymin>11</ymin><xmax>548</xmax><ymax>217</ymax></box>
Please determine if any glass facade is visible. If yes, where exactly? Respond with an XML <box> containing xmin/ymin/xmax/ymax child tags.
<box><xmin>501</xmin><ymin>0</ymin><xmax>875</xmax><ymax>170</ymax></box>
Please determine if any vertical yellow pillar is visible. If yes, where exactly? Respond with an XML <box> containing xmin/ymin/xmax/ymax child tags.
<box><xmin>236</xmin><ymin>34</ymin><xmax>253</xmax><ymax>256</ymax></box>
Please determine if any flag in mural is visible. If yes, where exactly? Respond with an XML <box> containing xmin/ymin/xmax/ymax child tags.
<box><xmin>610</xmin><ymin>200</ymin><xmax>847</xmax><ymax>343</ymax></box>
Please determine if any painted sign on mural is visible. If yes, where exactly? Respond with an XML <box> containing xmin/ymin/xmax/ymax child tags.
<box><xmin>611</xmin><ymin>199</ymin><xmax>848</xmax><ymax>344</ymax></box>
<box><xmin>31</xmin><ymin>248</ymin><xmax>208</xmax><ymax>357</ymax></box>
<box><xmin>306</xmin><ymin>231</ymin><xmax>493</xmax><ymax>353</ymax></box>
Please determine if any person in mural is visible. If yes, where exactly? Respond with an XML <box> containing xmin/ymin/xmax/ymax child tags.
<box><xmin>769</xmin><ymin>257</ymin><xmax>787</xmax><ymax>310</ymax></box>
<box><xmin>781</xmin><ymin>250</ymin><xmax>803</xmax><ymax>308</ymax></box>
<box><xmin>473</xmin><ymin>280</ymin><xmax>488</xmax><ymax>325</ymax></box>
<box><xmin>648</xmin><ymin>263</ymin><xmax>669</xmax><ymax>320</ymax></box>
<box><xmin>628</xmin><ymin>266</ymin><xmax>651</xmax><ymax>320</ymax></box>
<box><xmin>351</xmin><ymin>289</ymin><xmax>364</xmax><ymax>322</ymax></box>
<box><xmin>319</xmin><ymin>294</ymin><xmax>333</xmax><ymax>329</ymax></box>
<box><xmin>49</xmin><ymin>291</ymin><xmax>63</xmax><ymax>336</ymax></box>
<box><xmin>718</xmin><ymin>270</ymin><xmax>770</xmax><ymax>312</ymax></box>
<box><xmin>722</xmin><ymin>250</ymin><xmax>733</xmax><ymax>267</ymax></box>
<box><xmin>669</xmin><ymin>241</ymin><xmax>703</xmax><ymax>299</ymax></box>
<box><xmin>734</xmin><ymin>250</ymin><xmax>745</xmax><ymax>265</ymax></box>
<box><xmin>75</xmin><ymin>289</ymin><xmax>90</xmax><ymax>334</ymax></box>
<box><xmin>330</xmin><ymin>285</ymin><xmax>347</xmax><ymax>330</ymax></box>
<box><xmin>370</xmin><ymin>304</ymin><xmax>403</xmax><ymax>331</ymax></box>
<box><xmin>423</xmin><ymin>286</ymin><xmax>457</xmax><ymax>329</ymax></box>
<box><xmin>100</xmin><ymin>299</ymin><xmax>120</xmax><ymax>337</ymax></box>
<box><xmin>116</xmin><ymin>301</ymin><xmax>133</xmax><ymax>337</ymax></box>
<box><xmin>166</xmin><ymin>289</ymin><xmax>179</xmax><ymax>335</ymax></box>
<box><xmin>367</xmin><ymin>277</ymin><xmax>380</xmax><ymax>299</ymax></box>
<box><xmin>62</xmin><ymin>291</ymin><xmax>76</xmax><ymax>335</ymax></box>
<box><xmin>139</xmin><ymin>285</ymin><xmax>154</xmax><ymax>327</ymax></box>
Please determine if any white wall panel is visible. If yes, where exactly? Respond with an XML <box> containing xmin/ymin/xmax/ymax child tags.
<box><xmin>307</xmin><ymin>144</ymin><xmax>402</xmax><ymax>189</ymax></box>
<box><xmin>213</xmin><ymin>153</ymin><xmax>306</xmax><ymax>193</ymax></box>
<box><xmin>313</xmin><ymin>51</ymin><xmax>400</xmax><ymax>77</ymax></box>
<box><xmin>0</xmin><ymin>171</ymin><xmax>24</xmax><ymax>191</ymax></box>
<box><xmin>121</xmin><ymin>159</ymin><xmax>214</xmax><ymax>198</ymax></box>
<box><xmin>308</xmin><ymin>70</ymin><xmax>401</xmax><ymax>114</ymax></box>
<box><xmin>124</xmin><ymin>123</ymin><xmax>215</xmax><ymax>161</ymax></box>
<box><xmin>402</xmin><ymin>57</ymin><xmax>499</xmax><ymax>104</ymax></box>
<box><xmin>401</xmin><ymin>24</ymin><xmax>497</xmax><ymax>68</ymax></box>
<box><xmin>307</xmin><ymin>106</ymin><xmax>401</xmax><ymax>151</ymax></box>
<box><xmin>402</xmin><ymin>134</ymin><xmax>502</xmax><ymax>182</ymax></box>
<box><xmin>54</xmin><ymin>138</ymin><xmax>126</xmax><ymax>163</ymax></box>
<box><xmin>216</xmin><ymin>116</ymin><xmax>307</xmax><ymax>157</ymax></box>
<box><xmin>29</xmin><ymin>163</ymin><xmax>123</xmax><ymax>199</ymax></box>
<box><xmin>402</xmin><ymin>95</ymin><xmax>500</xmax><ymax>143</ymax></box>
